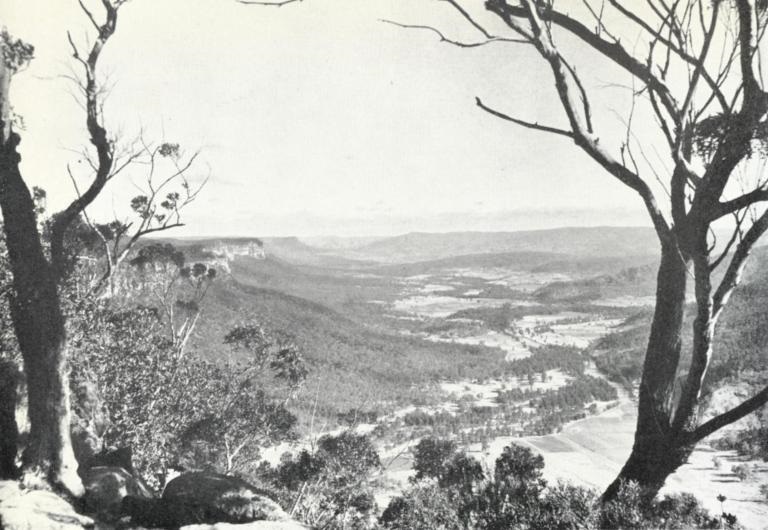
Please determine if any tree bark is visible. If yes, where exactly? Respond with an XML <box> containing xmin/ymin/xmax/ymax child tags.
<box><xmin>0</xmin><ymin>360</ymin><xmax>20</xmax><ymax>479</ymax></box>
<box><xmin>0</xmin><ymin>65</ymin><xmax>83</xmax><ymax>496</ymax></box>
<box><xmin>603</xmin><ymin>241</ymin><xmax>690</xmax><ymax>501</ymax></box>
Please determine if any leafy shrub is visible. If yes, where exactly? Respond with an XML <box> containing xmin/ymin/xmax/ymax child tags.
<box><xmin>731</xmin><ymin>464</ymin><xmax>753</xmax><ymax>482</ymax></box>
<box><xmin>601</xmin><ymin>482</ymin><xmax>721</xmax><ymax>529</ymax></box>
<box><xmin>267</xmin><ymin>432</ymin><xmax>381</xmax><ymax>529</ymax></box>
<box><xmin>387</xmin><ymin>440</ymin><xmax>724</xmax><ymax>530</ymax></box>
<box><xmin>69</xmin><ymin>303</ymin><xmax>303</xmax><ymax>487</ymax></box>
<box><xmin>412</xmin><ymin>438</ymin><xmax>458</xmax><ymax>482</ymax></box>
<box><xmin>380</xmin><ymin>483</ymin><xmax>462</xmax><ymax>530</ymax></box>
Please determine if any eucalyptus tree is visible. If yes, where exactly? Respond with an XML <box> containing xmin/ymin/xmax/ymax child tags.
<box><xmin>0</xmin><ymin>0</ymin><xmax>199</xmax><ymax>495</ymax></box>
<box><xmin>395</xmin><ymin>0</ymin><xmax>768</xmax><ymax>500</ymax></box>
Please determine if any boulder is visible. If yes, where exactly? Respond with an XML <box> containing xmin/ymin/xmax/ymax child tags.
<box><xmin>122</xmin><ymin>472</ymin><xmax>289</xmax><ymax>527</ymax></box>
<box><xmin>0</xmin><ymin>480</ymin><xmax>94</xmax><ymax>530</ymax></box>
<box><xmin>81</xmin><ymin>466</ymin><xmax>152</xmax><ymax>518</ymax></box>
<box><xmin>181</xmin><ymin>523</ymin><xmax>309</xmax><ymax>530</ymax></box>
<box><xmin>162</xmin><ymin>472</ymin><xmax>289</xmax><ymax>523</ymax></box>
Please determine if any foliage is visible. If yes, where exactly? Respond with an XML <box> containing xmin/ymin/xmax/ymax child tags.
<box><xmin>536</xmin><ymin>483</ymin><xmax>598</xmax><ymax>530</ymax></box>
<box><xmin>383</xmin><ymin>440</ymin><xmax>725</xmax><ymax>529</ymax></box>
<box><xmin>266</xmin><ymin>432</ymin><xmax>381</xmax><ymax>529</ymax></box>
<box><xmin>493</xmin><ymin>443</ymin><xmax>544</xmax><ymax>488</ymax></box>
<box><xmin>694</xmin><ymin>113</ymin><xmax>768</xmax><ymax>160</ymax></box>
<box><xmin>187</xmin><ymin>268</ymin><xmax>509</xmax><ymax>425</ymax></box>
<box><xmin>68</xmin><ymin>275</ymin><xmax>304</xmax><ymax>486</ymax></box>
<box><xmin>601</xmin><ymin>482</ymin><xmax>723</xmax><ymax>529</ymax></box>
<box><xmin>130</xmin><ymin>243</ymin><xmax>185</xmax><ymax>270</ymax></box>
<box><xmin>599</xmin><ymin>481</ymin><xmax>646</xmax><ymax>529</ymax></box>
<box><xmin>505</xmin><ymin>345</ymin><xmax>587</xmax><ymax>379</ymax></box>
<box><xmin>412</xmin><ymin>438</ymin><xmax>458</xmax><ymax>482</ymax></box>
<box><xmin>380</xmin><ymin>483</ymin><xmax>462</xmax><ymax>530</ymax></box>
<box><xmin>439</xmin><ymin>451</ymin><xmax>485</xmax><ymax>494</ymax></box>
<box><xmin>0</xmin><ymin>29</ymin><xmax>34</xmax><ymax>72</ymax></box>
<box><xmin>386</xmin><ymin>441</ymin><xmax>599</xmax><ymax>529</ymax></box>
<box><xmin>730</xmin><ymin>464</ymin><xmax>753</xmax><ymax>482</ymax></box>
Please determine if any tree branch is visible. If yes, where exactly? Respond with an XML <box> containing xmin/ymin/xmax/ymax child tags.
<box><xmin>381</xmin><ymin>20</ymin><xmax>526</xmax><ymax>48</ymax></box>
<box><xmin>691</xmin><ymin>1</ymin><xmax>768</xmax><ymax>214</ymax></box>
<box><xmin>485</xmin><ymin>0</ymin><xmax>672</xmax><ymax>243</ymax></box>
<box><xmin>608</xmin><ymin>0</ymin><xmax>730</xmax><ymax>113</ymax></box>
<box><xmin>440</xmin><ymin>0</ymin><xmax>496</xmax><ymax>40</ymax></box>
<box><xmin>475</xmin><ymin>97</ymin><xmax>573</xmax><ymax>137</ymax></box>
<box><xmin>51</xmin><ymin>1</ymin><xmax>122</xmax><ymax>277</ymax></box>
<box><xmin>679</xmin><ymin>1</ymin><xmax>720</xmax><ymax>123</ymax></box>
<box><xmin>709</xmin><ymin>211</ymin><xmax>746</xmax><ymax>271</ymax></box>
<box><xmin>713</xmin><ymin>208</ymin><xmax>768</xmax><ymax>317</ymax></box>
<box><xmin>689</xmin><ymin>383</ymin><xmax>768</xmax><ymax>443</ymax></box>
<box><xmin>712</xmin><ymin>188</ymin><xmax>768</xmax><ymax>219</ymax></box>
<box><xmin>486</xmin><ymin>0</ymin><xmax>681</xmax><ymax>125</ymax></box>
<box><xmin>561</xmin><ymin>57</ymin><xmax>593</xmax><ymax>133</ymax></box>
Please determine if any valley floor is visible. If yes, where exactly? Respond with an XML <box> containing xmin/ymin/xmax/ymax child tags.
<box><xmin>229</xmin><ymin>243</ymin><xmax>768</xmax><ymax>528</ymax></box>
<box><xmin>488</xmin><ymin>395</ymin><xmax>768</xmax><ymax>530</ymax></box>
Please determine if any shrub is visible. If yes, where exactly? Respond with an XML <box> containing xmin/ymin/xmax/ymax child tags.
<box><xmin>380</xmin><ymin>483</ymin><xmax>462</xmax><ymax>530</ymax></box>
<box><xmin>493</xmin><ymin>443</ymin><xmax>545</xmax><ymax>487</ymax></box>
<box><xmin>268</xmin><ymin>432</ymin><xmax>381</xmax><ymax>529</ymax></box>
<box><xmin>731</xmin><ymin>464</ymin><xmax>752</xmax><ymax>481</ymax></box>
<box><xmin>69</xmin><ymin>304</ymin><xmax>302</xmax><ymax>486</ymax></box>
<box><xmin>412</xmin><ymin>438</ymin><xmax>457</xmax><ymax>481</ymax></box>
<box><xmin>601</xmin><ymin>482</ymin><xmax>720</xmax><ymax>529</ymax></box>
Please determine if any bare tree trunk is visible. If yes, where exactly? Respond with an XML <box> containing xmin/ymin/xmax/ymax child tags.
<box><xmin>603</xmin><ymin>242</ymin><xmax>690</xmax><ymax>501</ymax></box>
<box><xmin>0</xmin><ymin>82</ymin><xmax>82</xmax><ymax>495</ymax></box>
<box><xmin>0</xmin><ymin>360</ymin><xmax>20</xmax><ymax>479</ymax></box>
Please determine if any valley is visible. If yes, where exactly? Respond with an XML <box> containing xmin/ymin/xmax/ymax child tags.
<box><xmin>173</xmin><ymin>228</ymin><xmax>768</xmax><ymax>528</ymax></box>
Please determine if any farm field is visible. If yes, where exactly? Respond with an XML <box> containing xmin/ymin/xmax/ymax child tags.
<box><xmin>498</xmin><ymin>398</ymin><xmax>768</xmax><ymax>530</ymax></box>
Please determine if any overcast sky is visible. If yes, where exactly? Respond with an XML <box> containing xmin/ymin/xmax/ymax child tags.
<box><xmin>4</xmin><ymin>0</ymin><xmax>668</xmax><ymax>237</ymax></box>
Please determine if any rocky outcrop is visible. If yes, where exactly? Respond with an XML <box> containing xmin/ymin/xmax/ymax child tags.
<box><xmin>197</xmin><ymin>240</ymin><xmax>266</xmax><ymax>273</ymax></box>
<box><xmin>121</xmin><ymin>472</ymin><xmax>290</xmax><ymax>528</ymax></box>
<box><xmin>81</xmin><ymin>465</ymin><xmax>152</xmax><ymax>518</ymax></box>
<box><xmin>0</xmin><ymin>481</ymin><xmax>93</xmax><ymax>530</ymax></box>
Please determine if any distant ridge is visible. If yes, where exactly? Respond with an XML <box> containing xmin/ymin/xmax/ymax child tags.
<box><xmin>159</xmin><ymin>227</ymin><xmax>661</xmax><ymax>265</ymax></box>
<box><xmin>340</xmin><ymin>226</ymin><xmax>660</xmax><ymax>263</ymax></box>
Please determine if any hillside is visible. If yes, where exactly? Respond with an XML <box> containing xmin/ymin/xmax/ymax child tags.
<box><xmin>372</xmin><ymin>251</ymin><xmax>657</xmax><ymax>278</ymax></box>
<box><xmin>342</xmin><ymin>227</ymin><xmax>660</xmax><ymax>263</ymax></box>
<box><xmin>372</xmin><ymin>251</ymin><xmax>569</xmax><ymax>276</ymax></box>
<box><xmin>260</xmin><ymin>237</ymin><xmax>374</xmax><ymax>268</ymax></box>
<box><xmin>188</xmin><ymin>274</ymin><xmax>505</xmax><ymax>425</ymax></box>
<box><xmin>588</xmin><ymin>249</ymin><xmax>768</xmax><ymax>390</ymax></box>
<box><xmin>533</xmin><ymin>264</ymin><xmax>658</xmax><ymax>303</ymax></box>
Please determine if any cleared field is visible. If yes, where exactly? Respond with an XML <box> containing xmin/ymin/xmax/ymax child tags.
<box><xmin>424</xmin><ymin>329</ymin><xmax>532</xmax><ymax>360</ymax></box>
<box><xmin>480</xmin><ymin>398</ymin><xmax>768</xmax><ymax>530</ymax></box>
<box><xmin>392</xmin><ymin>294</ymin><xmax>504</xmax><ymax>318</ymax></box>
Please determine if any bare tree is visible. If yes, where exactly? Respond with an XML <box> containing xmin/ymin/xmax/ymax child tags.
<box><xmin>396</xmin><ymin>0</ymin><xmax>768</xmax><ymax>500</ymax></box>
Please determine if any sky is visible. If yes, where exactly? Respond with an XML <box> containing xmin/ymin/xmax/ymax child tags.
<box><xmin>3</xmin><ymin>0</ymin><xmax>677</xmax><ymax>237</ymax></box>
